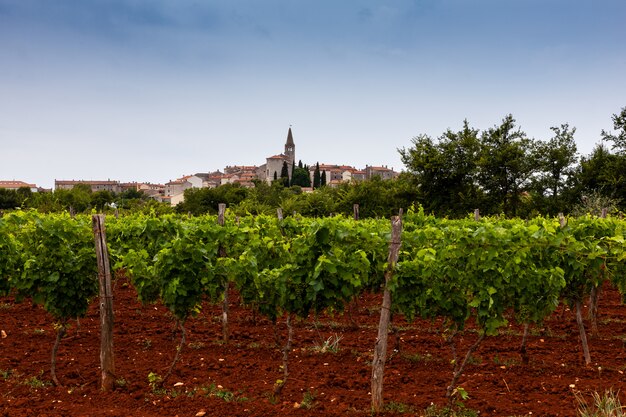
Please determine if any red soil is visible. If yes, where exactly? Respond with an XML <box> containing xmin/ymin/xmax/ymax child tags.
<box><xmin>1</xmin><ymin>279</ymin><xmax>625</xmax><ymax>417</ymax></box>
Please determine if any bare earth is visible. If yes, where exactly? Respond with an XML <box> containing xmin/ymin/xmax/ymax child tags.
<box><xmin>1</xmin><ymin>278</ymin><xmax>625</xmax><ymax>417</ymax></box>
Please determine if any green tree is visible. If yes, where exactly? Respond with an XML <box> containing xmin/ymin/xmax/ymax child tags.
<box><xmin>313</xmin><ymin>163</ymin><xmax>321</xmax><ymax>188</ymax></box>
<box><xmin>15</xmin><ymin>187</ymin><xmax>33</xmax><ymax>207</ymax></box>
<box><xmin>602</xmin><ymin>107</ymin><xmax>626</xmax><ymax>153</ymax></box>
<box><xmin>341</xmin><ymin>177</ymin><xmax>416</xmax><ymax>218</ymax></box>
<box><xmin>576</xmin><ymin>144</ymin><xmax>626</xmax><ymax>210</ymax></box>
<box><xmin>0</xmin><ymin>189</ymin><xmax>20</xmax><ymax>210</ymax></box>
<box><xmin>532</xmin><ymin>124</ymin><xmax>579</xmax><ymax>215</ymax></box>
<box><xmin>320</xmin><ymin>171</ymin><xmax>327</xmax><ymax>187</ymax></box>
<box><xmin>92</xmin><ymin>190</ymin><xmax>114</xmax><ymax>211</ymax></box>
<box><xmin>399</xmin><ymin>120</ymin><xmax>481</xmax><ymax>216</ymax></box>
<box><xmin>291</xmin><ymin>166</ymin><xmax>311</xmax><ymax>188</ymax></box>
<box><xmin>177</xmin><ymin>184</ymin><xmax>249</xmax><ymax>215</ymax></box>
<box><xmin>477</xmin><ymin>115</ymin><xmax>537</xmax><ymax>216</ymax></box>
<box><xmin>55</xmin><ymin>184</ymin><xmax>93</xmax><ymax>213</ymax></box>
<box><xmin>280</xmin><ymin>161</ymin><xmax>290</xmax><ymax>187</ymax></box>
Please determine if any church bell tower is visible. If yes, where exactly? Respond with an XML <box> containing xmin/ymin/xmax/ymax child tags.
<box><xmin>284</xmin><ymin>127</ymin><xmax>295</xmax><ymax>167</ymax></box>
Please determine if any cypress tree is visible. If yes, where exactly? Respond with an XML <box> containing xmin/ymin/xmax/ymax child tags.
<box><xmin>313</xmin><ymin>162</ymin><xmax>321</xmax><ymax>188</ymax></box>
<box><xmin>321</xmin><ymin>170</ymin><xmax>327</xmax><ymax>187</ymax></box>
<box><xmin>280</xmin><ymin>161</ymin><xmax>290</xmax><ymax>187</ymax></box>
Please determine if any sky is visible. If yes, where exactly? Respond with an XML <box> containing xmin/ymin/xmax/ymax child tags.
<box><xmin>1</xmin><ymin>0</ymin><xmax>625</xmax><ymax>189</ymax></box>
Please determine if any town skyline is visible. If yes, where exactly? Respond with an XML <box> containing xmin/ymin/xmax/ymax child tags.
<box><xmin>2</xmin><ymin>1</ymin><xmax>625</xmax><ymax>190</ymax></box>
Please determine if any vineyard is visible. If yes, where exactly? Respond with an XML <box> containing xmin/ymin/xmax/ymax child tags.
<box><xmin>1</xmin><ymin>209</ymin><xmax>626</xmax><ymax>416</ymax></box>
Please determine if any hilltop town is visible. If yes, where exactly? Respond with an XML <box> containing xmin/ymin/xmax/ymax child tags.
<box><xmin>1</xmin><ymin>128</ymin><xmax>398</xmax><ymax>206</ymax></box>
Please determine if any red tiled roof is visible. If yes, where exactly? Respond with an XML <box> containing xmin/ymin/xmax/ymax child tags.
<box><xmin>0</xmin><ymin>180</ymin><xmax>36</xmax><ymax>189</ymax></box>
<box><xmin>55</xmin><ymin>180</ymin><xmax>119</xmax><ymax>185</ymax></box>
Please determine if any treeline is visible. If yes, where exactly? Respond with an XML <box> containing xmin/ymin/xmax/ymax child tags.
<box><xmin>180</xmin><ymin>107</ymin><xmax>626</xmax><ymax>218</ymax></box>
<box><xmin>2</xmin><ymin>107</ymin><xmax>624</xmax><ymax>219</ymax></box>
<box><xmin>399</xmin><ymin>108</ymin><xmax>626</xmax><ymax>218</ymax></box>
<box><xmin>0</xmin><ymin>184</ymin><xmax>169</xmax><ymax>214</ymax></box>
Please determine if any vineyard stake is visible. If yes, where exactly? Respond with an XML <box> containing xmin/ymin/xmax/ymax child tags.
<box><xmin>371</xmin><ymin>214</ymin><xmax>402</xmax><ymax>412</ymax></box>
<box><xmin>92</xmin><ymin>214</ymin><xmax>116</xmax><ymax>391</ymax></box>
<box><xmin>218</xmin><ymin>203</ymin><xmax>230</xmax><ymax>344</ymax></box>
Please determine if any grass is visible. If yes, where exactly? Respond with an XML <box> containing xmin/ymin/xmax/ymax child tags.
<box><xmin>403</xmin><ymin>352</ymin><xmax>442</xmax><ymax>364</ymax></box>
<box><xmin>188</xmin><ymin>341</ymin><xmax>206</xmax><ymax>350</ymax></box>
<box><xmin>299</xmin><ymin>389</ymin><xmax>318</xmax><ymax>410</ymax></box>
<box><xmin>0</xmin><ymin>369</ymin><xmax>14</xmax><ymax>380</ymax></box>
<box><xmin>22</xmin><ymin>371</ymin><xmax>50</xmax><ymax>389</ymax></box>
<box><xmin>575</xmin><ymin>390</ymin><xmax>626</xmax><ymax>417</ymax></box>
<box><xmin>465</xmin><ymin>354</ymin><xmax>483</xmax><ymax>366</ymax></box>
<box><xmin>384</xmin><ymin>401</ymin><xmax>415</xmax><ymax>413</ymax></box>
<box><xmin>115</xmin><ymin>378</ymin><xmax>128</xmax><ymax>389</ymax></box>
<box><xmin>148</xmin><ymin>380</ymin><xmax>248</xmax><ymax>403</ymax></box>
<box><xmin>312</xmin><ymin>333</ymin><xmax>343</xmax><ymax>353</ymax></box>
<box><xmin>493</xmin><ymin>355</ymin><xmax>520</xmax><ymax>367</ymax></box>
<box><xmin>423</xmin><ymin>404</ymin><xmax>479</xmax><ymax>417</ymax></box>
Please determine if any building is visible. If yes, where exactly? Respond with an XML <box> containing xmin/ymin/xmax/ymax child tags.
<box><xmin>119</xmin><ymin>182</ymin><xmax>166</xmax><ymax>199</ymax></box>
<box><xmin>365</xmin><ymin>166</ymin><xmax>399</xmax><ymax>180</ymax></box>
<box><xmin>55</xmin><ymin>180</ymin><xmax>121</xmax><ymax>193</ymax></box>
<box><xmin>0</xmin><ymin>180</ymin><xmax>39</xmax><ymax>192</ymax></box>
<box><xmin>164</xmin><ymin>176</ymin><xmax>193</xmax><ymax>197</ymax></box>
<box><xmin>259</xmin><ymin>127</ymin><xmax>296</xmax><ymax>183</ymax></box>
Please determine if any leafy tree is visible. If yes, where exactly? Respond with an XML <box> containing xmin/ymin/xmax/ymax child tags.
<box><xmin>122</xmin><ymin>188</ymin><xmax>145</xmax><ymax>200</ymax></box>
<box><xmin>576</xmin><ymin>144</ymin><xmax>626</xmax><ymax>210</ymax></box>
<box><xmin>340</xmin><ymin>177</ymin><xmax>416</xmax><ymax>218</ymax></box>
<box><xmin>0</xmin><ymin>189</ymin><xmax>20</xmax><ymax>210</ymax></box>
<box><xmin>398</xmin><ymin>120</ymin><xmax>481</xmax><ymax>217</ymax></box>
<box><xmin>291</xmin><ymin>166</ymin><xmax>311</xmax><ymax>188</ymax></box>
<box><xmin>54</xmin><ymin>184</ymin><xmax>93</xmax><ymax>213</ymax></box>
<box><xmin>477</xmin><ymin>114</ymin><xmax>537</xmax><ymax>216</ymax></box>
<box><xmin>177</xmin><ymin>184</ymin><xmax>249</xmax><ymax>215</ymax></box>
<box><xmin>320</xmin><ymin>171</ymin><xmax>327</xmax><ymax>187</ymax></box>
<box><xmin>92</xmin><ymin>190</ymin><xmax>114</xmax><ymax>211</ymax></box>
<box><xmin>602</xmin><ymin>107</ymin><xmax>626</xmax><ymax>153</ymax></box>
<box><xmin>15</xmin><ymin>187</ymin><xmax>33</xmax><ymax>207</ymax></box>
<box><xmin>531</xmin><ymin>124</ymin><xmax>579</xmax><ymax>215</ymax></box>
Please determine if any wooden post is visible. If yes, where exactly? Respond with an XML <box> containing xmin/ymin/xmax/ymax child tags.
<box><xmin>277</xmin><ymin>208</ymin><xmax>283</xmax><ymax>221</ymax></box>
<box><xmin>371</xmin><ymin>214</ymin><xmax>403</xmax><ymax>412</ymax></box>
<box><xmin>217</xmin><ymin>204</ymin><xmax>229</xmax><ymax>344</ymax></box>
<box><xmin>558</xmin><ymin>213</ymin><xmax>567</xmax><ymax>228</ymax></box>
<box><xmin>474</xmin><ymin>209</ymin><xmax>480</xmax><ymax>221</ymax></box>
<box><xmin>353</xmin><ymin>204</ymin><xmax>360</xmax><ymax>221</ymax></box>
<box><xmin>218</xmin><ymin>203</ymin><xmax>226</xmax><ymax>226</ymax></box>
<box><xmin>92</xmin><ymin>214</ymin><xmax>115</xmax><ymax>391</ymax></box>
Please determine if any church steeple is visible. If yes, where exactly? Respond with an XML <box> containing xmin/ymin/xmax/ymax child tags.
<box><xmin>284</xmin><ymin>127</ymin><xmax>295</xmax><ymax>166</ymax></box>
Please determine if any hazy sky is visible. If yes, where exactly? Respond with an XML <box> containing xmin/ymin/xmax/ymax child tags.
<box><xmin>1</xmin><ymin>0</ymin><xmax>625</xmax><ymax>189</ymax></box>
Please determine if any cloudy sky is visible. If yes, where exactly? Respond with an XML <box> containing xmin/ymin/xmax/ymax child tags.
<box><xmin>1</xmin><ymin>0</ymin><xmax>625</xmax><ymax>189</ymax></box>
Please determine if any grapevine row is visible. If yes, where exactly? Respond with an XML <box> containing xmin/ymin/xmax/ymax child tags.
<box><xmin>1</xmin><ymin>209</ymin><xmax>625</xmax><ymax>405</ymax></box>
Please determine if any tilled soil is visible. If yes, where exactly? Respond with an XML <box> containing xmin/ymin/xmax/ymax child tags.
<box><xmin>1</xmin><ymin>278</ymin><xmax>626</xmax><ymax>416</ymax></box>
